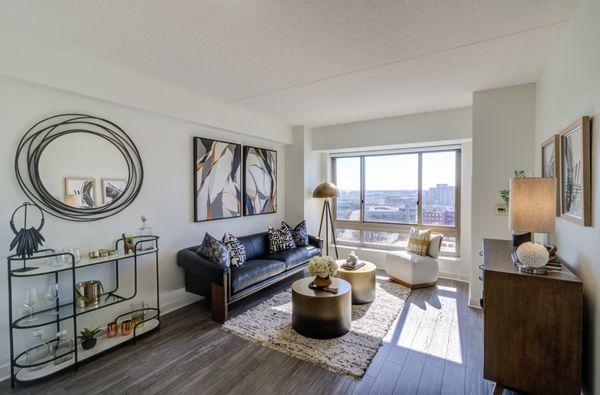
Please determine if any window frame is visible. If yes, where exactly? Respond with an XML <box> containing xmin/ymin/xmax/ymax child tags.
<box><xmin>332</xmin><ymin>148</ymin><xmax>461</xmax><ymax>256</ymax></box>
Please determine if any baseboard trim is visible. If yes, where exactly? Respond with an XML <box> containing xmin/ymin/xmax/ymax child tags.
<box><xmin>469</xmin><ymin>298</ymin><xmax>483</xmax><ymax>310</ymax></box>
<box><xmin>438</xmin><ymin>271</ymin><xmax>470</xmax><ymax>283</ymax></box>
<box><xmin>0</xmin><ymin>361</ymin><xmax>10</xmax><ymax>383</ymax></box>
<box><xmin>160</xmin><ymin>288</ymin><xmax>204</xmax><ymax>315</ymax></box>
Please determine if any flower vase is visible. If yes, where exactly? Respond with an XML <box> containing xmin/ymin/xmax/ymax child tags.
<box><xmin>313</xmin><ymin>276</ymin><xmax>332</xmax><ymax>288</ymax></box>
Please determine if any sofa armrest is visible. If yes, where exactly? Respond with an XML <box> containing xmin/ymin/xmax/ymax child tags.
<box><xmin>177</xmin><ymin>248</ymin><xmax>229</xmax><ymax>284</ymax></box>
<box><xmin>308</xmin><ymin>235</ymin><xmax>323</xmax><ymax>250</ymax></box>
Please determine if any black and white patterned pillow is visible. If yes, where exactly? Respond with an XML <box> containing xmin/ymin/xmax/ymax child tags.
<box><xmin>267</xmin><ymin>225</ymin><xmax>296</xmax><ymax>253</ymax></box>
<box><xmin>282</xmin><ymin>220</ymin><xmax>309</xmax><ymax>247</ymax></box>
<box><xmin>222</xmin><ymin>232</ymin><xmax>246</xmax><ymax>267</ymax></box>
<box><xmin>197</xmin><ymin>233</ymin><xmax>230</xmax><ymax>267</ymax></box>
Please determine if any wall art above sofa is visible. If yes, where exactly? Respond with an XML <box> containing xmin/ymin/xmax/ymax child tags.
<box><xmin>243</xmin><ymin>146</ymin><xmax>277</xmax><ymax>216</ymax></box>
<box><xmin>193</xmin><ymin>137</ymin><xmax>242</xmax><ymax>222</ymax></box>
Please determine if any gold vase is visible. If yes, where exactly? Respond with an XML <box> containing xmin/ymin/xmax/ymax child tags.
<box><xmin>313</xmin><ymin>276</ymin><xmax>332</xmax><ymax>288</ymax></box>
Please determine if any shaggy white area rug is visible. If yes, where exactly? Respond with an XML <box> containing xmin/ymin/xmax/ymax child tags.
<box><xmin>222</xmin><ymin>277</ymin><xmax>410</xmax><ymax>379</ymax></box>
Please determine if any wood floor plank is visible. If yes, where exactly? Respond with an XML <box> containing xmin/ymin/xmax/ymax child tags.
<box><xmin>0</xmin><ymin>276</ymin><xmax>483</xmax><ymax>395</ymax></box>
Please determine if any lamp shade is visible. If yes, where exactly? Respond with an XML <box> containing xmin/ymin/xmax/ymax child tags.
<box><xmin>312</xmin><ymin>182</ymin><xmax>340</xmax><ymax>198</ymax></box>
<box><xmin>509</xmin><ymin>178</ymin><xmax>556</xmax><ymax>233</ymax></box>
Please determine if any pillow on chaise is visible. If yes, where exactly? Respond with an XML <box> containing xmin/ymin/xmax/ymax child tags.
<box><xmin>282</xmin><ymin>220</ymin><xmax>309</xmax><ymax>247</ymax></box>
<box><xmin>427</xmin><ymin>233</ymin><xmax>444</xmax><ymax>258</ymax></box>
<box><xmin>406</xmin><ymin>228</ymin><xmax>431</xmax><ymax>256</ymax></box>
<box><xmin>197</xmin><ymin>233</ymin><xmax>230</xmax><ymax>267</ymax></box>
<box><xmin>223</xmin><ymin>232</ymin><xmax>246</xmax><ymax>267</ymax></box>
<box><xmin>267</xmin><ymin>224</ymin><xmax>296</xmax><ymax>253</ymax></box>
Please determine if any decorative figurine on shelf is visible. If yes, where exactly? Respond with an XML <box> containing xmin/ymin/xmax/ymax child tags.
<box><xmin>9</xmin><ymin>202</ymin><xmax>46</xmax><ymax>272</ymax></box>
<box><xmin>545</xmin><ymin>244</ymin><xmax>558</xmax><ymax>262</ymax></box>
<box><xmin>122</xmin><ymin>233</ymin><xmax>135</xmax><ymax>254</ymax></box>
<box><xmin>342</xmin><ymin>250</ymin><xmax>365</xmax><ymax>270</ymax></box>
<box><xmin>138</xmin><ymin>214</ymin><xmax>155</xmax><ymax>251</ymax></box>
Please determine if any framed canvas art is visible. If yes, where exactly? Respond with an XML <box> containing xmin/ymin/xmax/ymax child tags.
<box><xmin>64</xmin><ymin>177</ymin><xmax>96</xmax><ymax>208</ymax></box>
<box><xmin>541</xmin><ymin>135</ymin><xmax>560</xmax><ymax>216</ymax></box>
<box><xmin>243</xmin><ymin>146</ymin><xmax>277</xmax><ymax>216</ymax></box>
<box><xmin>193</xmin><ymin>137</ymin><xmax>241</xmax><ymax>222</ymax></box>
<box><xmin>102</xmin><ymin>178</ymin><xmax>127</xmax><ymax>204</ymax></box>
<box><xmin>559</xmin><ymin>116</ymin><xmax>591</xmax><ymax>226</ymax></box>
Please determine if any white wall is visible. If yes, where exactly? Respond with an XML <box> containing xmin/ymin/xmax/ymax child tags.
<box><xmin>534</xmin><ymin>0</ymin><xmax>600</xmax><ymax>392</ymax></box>
<box><xmin>308</xmin><ymin>108</ymin><xmax>473</xmax><ymax>282</ymax></box>
<box><xmin>469</xmin><ymin>83</ymin><xmax>536</xmax><ymax>306</ymax></box>
<box><xmin>311</xmin><ymin>107</ymin><xmax>472</xmax><ymax>151</ymax></box>
<box><xmin>0</xmin><ymin>32</ymin><xmax>292</xmax><ymax>144</ymax></box>
<box><xmin>0</xmin><ymin>76</ymin><xmax>288</xmax><ymax>379</ymax></box>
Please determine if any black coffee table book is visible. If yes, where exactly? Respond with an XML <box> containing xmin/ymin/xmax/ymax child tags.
<box><xmin>6</xmin><ymin>235</ymin><xmax>160</xmax><ymax>388</ymax></box>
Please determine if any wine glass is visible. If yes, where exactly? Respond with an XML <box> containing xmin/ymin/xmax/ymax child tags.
<box><xmin>45</xmin><ymin>283</ymin><xmax>61</xmax><ymax>314</ymax></box>
<box><xmin>24</xmin><ymin>289</ymin><xmax>38</xmax><ymax>322</ymax></box>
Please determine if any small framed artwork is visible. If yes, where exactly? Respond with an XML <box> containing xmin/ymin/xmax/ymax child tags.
<box><xmin>541</xmin><ymin>135</ymin><xmax>560</xmax><ymax>216</ymax></box>
<box><xmin>102</xmin><ymin>179</ymin><xmax>127</xmax><ymax>204</ymax></box>
<box><xmin>64</xmin><ymin>177</ymin><xmax>96</xmax><ymax>208</ymax></box>
<box><xmin>243</xmin><ymin>146</ymin><xmax>277</xmax><ymax>216</ymax></box>
<box><xmin>559</xmin><ymin>116</ymin><xmax>592</xmax><ymax>226</ymax></box>
<box><xmin>193</xmin><ymin>137</ymin><xmax>242</xmax><ymax>222</ymax></box>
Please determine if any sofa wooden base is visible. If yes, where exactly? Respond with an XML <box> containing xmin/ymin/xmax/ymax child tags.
<box><xmin>389</xmin><ymin>275</ymin><xmax>436</xmax><ymax>289</ymax></box>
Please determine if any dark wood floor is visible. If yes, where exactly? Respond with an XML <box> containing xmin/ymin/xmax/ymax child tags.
<box><xmin>1</xmin><ymin>272</ymin><xmax>505</xmax><ymax>395</ymax></box>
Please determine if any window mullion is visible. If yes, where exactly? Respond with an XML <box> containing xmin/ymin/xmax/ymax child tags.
<box><xmin>360</xmin><ymin>156</ymin><xmax>365</xmax><ymax>224</ymax></box>
<box><xmin>417</xmin><ymin>152</ymin><xmax>423</xmax><ymax>226</ymax></box>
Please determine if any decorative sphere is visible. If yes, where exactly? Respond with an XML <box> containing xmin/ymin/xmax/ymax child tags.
<box><xmin>516</xmin><ymin>242</ymin><xmax>549</xmax><ymax>268</ymax></box>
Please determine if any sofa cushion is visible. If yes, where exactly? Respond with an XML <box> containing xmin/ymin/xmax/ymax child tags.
<box><xmin>267</xmin><ymin>225</ymin><xmax>296</xmax><ymax>253</ymax></box>
<box><xmin>223</xmin><ymin>232</ymin><xmax>246</xmax><ymax>267</ymax></box>
<box><xmin>196</xmin><ymin>233</ymin><xmax>230</xmax><ymax>267</ymax></box>
<box><xmin>238</xmin><ymin>232</ymin><xmax>269</xmax><ymax>261</ymax></box>
<box><xmin>231</xmin><ymin>259</ymin><xmax>286</xmax><ymax>293</ymax></box>
<box><xmin>265</xmin><ymin>245</ymin><xmax>321</xmax><ymax>270</ymax></box>
<box><xmin>283</xmin><ymin>220</ymin><xmax>309</xmax><ymax>247</ymax></box>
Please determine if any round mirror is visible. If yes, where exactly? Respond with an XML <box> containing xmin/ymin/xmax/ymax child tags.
<box><xmin>15</xmin><ymin>114</ymin><xmax>143</xmax><ymax>221</ymax></box>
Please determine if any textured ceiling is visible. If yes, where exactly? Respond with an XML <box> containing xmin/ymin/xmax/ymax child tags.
<box><xmin>0</xmin><ymin>0</ymin><xmax>579</xmax><ymax>126</ymax></box>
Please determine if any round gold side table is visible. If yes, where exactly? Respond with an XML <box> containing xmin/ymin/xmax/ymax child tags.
<box><xmin>291</xmin><ymin>277</ymin><xmax>351</xmax><ymax>339</ymax></box>
<box><xmin>335</xmin><ymin>260</ymin><xmax>377</xmax><ymax>304</ymax></box>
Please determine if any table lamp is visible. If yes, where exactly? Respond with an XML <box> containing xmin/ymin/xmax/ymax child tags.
<box><xmin>509</xmin><ymin>177</ymin><xmax>556</xmax><ymax>246</ymax></box>
<box><xmin>313</xmin><ymin>182</ymin><xmax>340</xmax><ymax>258</ymax></box>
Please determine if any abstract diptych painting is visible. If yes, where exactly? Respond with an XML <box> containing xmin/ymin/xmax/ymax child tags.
<box><xmin>243</xmin><ymin>146</ymin><xmax>277</xmax><ymax>216</ymax></box>
<box><xmin>102</xmin><ymin>179</ymin><xmax>127</xmax><ymax>204</ymax></box>
<box><xmin>194</xmin><ymin>137</ymin><xmax>242</xmax><ymax>222</ymax></box>
<box><xmin>64</xmin><ymin>177</ymin><xmax>95</xmax><ymax>208</ymax></box>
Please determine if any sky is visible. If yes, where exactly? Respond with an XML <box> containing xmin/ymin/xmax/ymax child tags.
<box><xmin>335</xmin><ymin>151</ymin><xmax>456</xmax><ymax>191</ymax></box>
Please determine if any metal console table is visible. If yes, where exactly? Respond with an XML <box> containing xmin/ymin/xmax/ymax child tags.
<box><xmin>7</xmin><ymin>235</ymin><xmax>160</xmax><ymax>388</ymax></box>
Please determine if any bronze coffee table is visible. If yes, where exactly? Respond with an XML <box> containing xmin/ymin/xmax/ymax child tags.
<box><xmin>335</xmin><ymin>260</ymin><xmax>377</xmax><ymax>304</ymax></box>
<box><xmin>291</xmin><ymin>277</ymin><xmax>351</xmax><ymax>339</ymax></box>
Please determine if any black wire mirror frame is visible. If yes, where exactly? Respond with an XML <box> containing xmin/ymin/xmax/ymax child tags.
<box><xmin>15</xmin><ymin>114</ymin><xmax>144</xmax><ymax>222</ymax></box>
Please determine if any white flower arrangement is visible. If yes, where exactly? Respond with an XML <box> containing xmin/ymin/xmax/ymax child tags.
<box><xmin>308</xmin><ymin>256</ymin><xmax>338</xmax><ymax>278</ymax></box>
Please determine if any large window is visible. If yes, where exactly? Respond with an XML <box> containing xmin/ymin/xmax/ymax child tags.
<box><xmin>332</xmin><ymin>148</ymin><xmax>460</xmax><ymax>256</ymax></box>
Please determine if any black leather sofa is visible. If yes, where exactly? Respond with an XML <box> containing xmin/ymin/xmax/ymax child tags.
<box><xmin>177</xmin><ymin>231</ymin><xmax>322</xmax><ymax>323</ymax></box>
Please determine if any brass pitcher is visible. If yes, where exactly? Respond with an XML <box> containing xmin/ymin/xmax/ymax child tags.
<box><xmin>75</xmin><ymin>280</ymin><xmax>104</xmax><ymax>308</ymax></box>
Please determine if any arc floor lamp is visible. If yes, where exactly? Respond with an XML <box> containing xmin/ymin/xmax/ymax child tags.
<box><xmin>313</xmin><ymin>182</ymin><xmax>340</xmax><ymax>258</ymax></box>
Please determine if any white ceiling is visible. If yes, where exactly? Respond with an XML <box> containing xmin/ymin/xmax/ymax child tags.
<box><xmin>0</xmin><ymin>0</ymin><xmax>579</xmax><ymax>127</ymax></box>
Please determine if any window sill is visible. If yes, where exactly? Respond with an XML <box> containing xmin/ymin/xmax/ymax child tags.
<box><xmin>332</xmin><ymin>242</ymin><xmax>460</xmax><ymax>261</ymax></box>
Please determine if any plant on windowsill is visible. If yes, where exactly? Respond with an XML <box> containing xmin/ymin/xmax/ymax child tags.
<box><xmin>78</xmin><ymin>327</ymin><xmax>101</xmax><ymax>350</ymax></box>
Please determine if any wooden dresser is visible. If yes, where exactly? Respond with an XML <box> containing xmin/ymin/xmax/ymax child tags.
<box><xmin>482</xmin><ymin>239</ymin><xmax>583</xmax><ymax>394</ymax></box>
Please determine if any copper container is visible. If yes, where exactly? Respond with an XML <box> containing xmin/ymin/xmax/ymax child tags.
<box><xmin>121</xmin><ymin>320</ymin><xmax>132</xmax><ymax>336</ymax></box>
<box><xmin>106</xmin><ymin>322</ymin><xmax>118</xmax><ymax>338</ymax></box>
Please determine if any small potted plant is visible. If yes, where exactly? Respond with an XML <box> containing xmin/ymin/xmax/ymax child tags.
<box><xmin>308</xmin><ymin>256</ymin><xmax>338</xmax><ymax>288</ymax></box>
<box><xmin>78</xmin><ymin>327</ymin><xmax>101</xmax><ymax>350</ymax></box>
<box><xmin>122</xmin><ymin>233</ymin><xmax>136</xmax><ymax>254</ymax></box>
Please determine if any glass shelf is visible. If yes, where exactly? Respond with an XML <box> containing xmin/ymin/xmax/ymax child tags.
<box><xmin>10</xmin><ymin>248</ymin><xmax>158</xmax><ymax>277</ymax></box>
<box><xmin>14</xmin><ymin>318</ymin><xmax>159</xmax><ymax>382</ymax></box>
<box><xmin>12</xmin><ymin>293</ymin><xmax>127</xmax><ymax>329</ymax></box>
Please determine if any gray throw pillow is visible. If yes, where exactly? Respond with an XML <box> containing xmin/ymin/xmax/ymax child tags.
<box><xmin>197</xmin><ymin>233</ymin><xmax>230</xmax><ymax>267</ymax></box>
<box><xmin>283</xmin><ymin>220</ymin><xmax>309</xmax><ymax>247</ymax></box>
